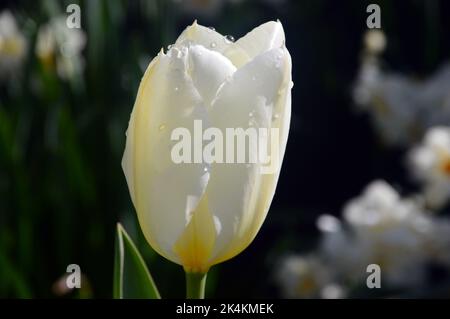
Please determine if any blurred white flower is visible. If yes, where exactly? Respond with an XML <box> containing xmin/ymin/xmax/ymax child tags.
<box><xmin>345</xmin><ymin>181</ymin><xmax>435</xmax><ymax>287</ymax></box>
<box><xmin>353</xmin><ymin>61</ymin><xmax>422</xmax><ymax>146</ymax></box>
<box><xmin>276</xmin><ymin>255</ymin><xmax>345</xmax><ymax>299</ymax></box>
<box><xmin>282</xmin><ymin>183</ymin><xmax>450</xmax><ymax>294</ymax></box>
<box><xmin>354</xmin><ymin>29</ymin><xmax>450</xmax><ymax>147</ymax></box>
<box><xmin>344</xmin><ymin>180</ymin><xmax>424</xmax><ymax>229</ymax></box>
<box><xmin>0</xmin><ymin>10</ymin><xmax>27</xmax><ymax>80</ymax></box>
<box><xmin>318</xmin><ymin>215</ymin><xmax>374</xmax><ymax>283</ymax></box>
<box><xmin>321</xmin><ymin>181</ymin><xmax>434</xmax><ymax>287</ymax></box>
<box><xmin>409</xmin><ymin>126</ymin><xmax>450</xmax><ymax>209</ymax></box>
<box><xmin>317</xmin><ymin>214</ymin><xmax>341</xmax><ymax>233</ymax></box>
<box><xmin>364</xmin><ymin>29</ymin><xmax>386</xmax><ymax>55</ymax></box>
<box><xmin>35</xmin><ymin>17</ymin><xmax>86</xmax><ymax>79</ymax></box>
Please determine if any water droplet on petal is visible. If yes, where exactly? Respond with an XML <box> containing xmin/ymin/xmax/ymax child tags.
<box><xmin>174</xmin><ymin>87</ymin><xmax>179</xmax><ymax>92</ymax></box>
<box><xmin>251</xmin><ymin>75</ymin><xmax>256</xmax><ymax>81</ymax></box>
<box><xmin>167</xmin><ymin>44</ymin><xmax>173</xmax><ymax>50</ymax></box>
<box><xmin>224</xmin><ymin>35</ymin><xmax>235</xmax><ymax>43</ymax></box>
<box><xmin>210</xmin><ymin>42</ymin><xmax>217</xmax><ymax>48</ymax></box>
<box><xmin>203</xmin><ymin>167</ymin><xmax>209</xmax><ymax>173</ymax></box>
<box><xmin>208</xmin><ymin>26</ymin><xmax>215</xmax><ymax>32</ymax></box>
<box><xmin>159</xmin><ymin>124</ymin><xmax>166</xmax><ymax>131</ymax></box>
<box><xmin>272</xmin><ymin>113</ymin><xmax>280</xmax><ymax>120</ymax></box>
<box><xmin>249</xmin><ymin>111</ymin><xmax>254</xmax><ymax>117</ymax></box>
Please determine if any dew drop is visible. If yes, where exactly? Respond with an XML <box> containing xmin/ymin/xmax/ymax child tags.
<box><xmin>251</xmin><ymin>75</ymin><xmax>256</xmax><ymax>81</ymax></box>
<box><xmin>224</xmin><ymin>35</ymin><xmax>235</xmax><ymax>43</ymax></box>
<box><xmin>272</xmin><ymin>113</ymin><xmax>280</xmax><ymax>120</ymax></box>
<box><xmin>249</xmin><ymin>111</ymin><xmax>254</xmax><ymax>117</ymax></box>
<box><xmin>203</xmin><ymin>167</ymin><xmax>209</xmax><ymax>173</ymax></box>
<box><xmin>167</xmin><ymin>44</ymin><xmax>173</xmax><ymax>50</ymax></box>
<box><xmin>210</xmin><ymin>42</ymin><xmax>217</xmax><ymax>48</ymax></box>
<box><xmin>174</xmin><ymin>87</ymin><xmax>179</xmax><ymax>92</ymax></box>
<box><xmin>159</xmin><ymin>124</ymin><xmax>166</xmax><ymax>131</ymax></box>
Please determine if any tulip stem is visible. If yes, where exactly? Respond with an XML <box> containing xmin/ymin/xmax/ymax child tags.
<box><xmin>185</xmin><ymin>271</ymin><xmax>207</xmax><ymax>299</ymax></box>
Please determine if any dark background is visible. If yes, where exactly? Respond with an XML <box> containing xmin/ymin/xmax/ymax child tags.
<box><xmin>1</xmin><ymin>0</ymin><xmax>449</xmax><ymax>298</ymax></box>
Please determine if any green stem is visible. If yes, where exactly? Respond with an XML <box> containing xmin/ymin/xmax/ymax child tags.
<box><xmin>185</xmin><ymin>271</ymin><xmax>207</xmax><ymax>299</ymax></box>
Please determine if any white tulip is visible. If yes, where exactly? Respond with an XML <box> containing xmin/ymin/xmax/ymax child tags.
<box><xmin>122</xmin><ymin>20</ymin><xmax>292</xmax><ymax>273</ymax></box>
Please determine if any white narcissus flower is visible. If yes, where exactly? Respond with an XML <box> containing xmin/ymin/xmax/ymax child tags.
<box><xmin>35</xmin><ymin>17</ymin><xmax>86</xmax><ymax>79</ymax></box>
<box><xmin>276</xmin><ymin>255</ymin><xmax>345</xmax><ymax>299</ymax></box>
<box><xmin>364</xmin><ymin>29</ymin><xmax>386</xmax><ymax>55</ymax></box>
<box><xmin>316</xmin><ymin>181</ymin><xmax>450</xmax><ymax>289</ymax></box>
<box><xmin>0</xmin><ymin>10</ymin><xmax>27</xmax><ymax>79</ymax></box>
<box><xmin>353</xmin><ymin>58</ymin><xmax>450</xmax><ymax>147</ymax></box>
<box><xmin>409</xmin><ymin>126</ymin><xmax>450</xmax><ymax>209</ymax></box>
<box><xmin>122</xmin><ymin>21</ymin><xmax>292</xmax><ymax>273</ymax></box>
<box><xmin>353</xmin><ymin>62</ymin><xmax>421</xmax><ymax>146</ymax></box>
<box><xmin>331</xmin><ymin>181</ymin><xmax>433</xmax><ymax>287</ymax></box>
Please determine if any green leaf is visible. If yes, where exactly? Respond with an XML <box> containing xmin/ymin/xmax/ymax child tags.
<box><xmin>113</xmin><ymin>223</ymin><xmax>161</xmax><ymax>299</ymax></box>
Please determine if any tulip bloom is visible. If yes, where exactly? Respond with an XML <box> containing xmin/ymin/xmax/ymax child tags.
<box><xmin>122</xmin><ymin>21</ymin><xmax>292</xmax><ymax>274</ymax></box>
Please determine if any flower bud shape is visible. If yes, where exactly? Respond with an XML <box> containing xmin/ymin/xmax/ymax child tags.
<box><xmin>122</xmin><ymin>20</ymin><xmax>292</xmax><ymax>273</ymax></box>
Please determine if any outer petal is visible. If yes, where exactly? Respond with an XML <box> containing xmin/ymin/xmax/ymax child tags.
<box><xmin>205</xmin><ymin>46</ymin><xmax>292</xmax><ymax>265</ymax></box>
<box><xmin>175</xmin><ymin>21</ymin><xmax>234</xmax><ymax>56</ymax></box>
<box><xmin>122</xmin><ymin>48</ymin><xmax>211</xmax><ymax>264</ymax></box>
<box><xmin>173</xmin><ymin>193</ymin><xmax>217</xmax><ymax>272</ymax></box>
<box><xmin>229</xmin><ymin>21</ymin><xmax>285</xmax><ymax>63</ymax></box>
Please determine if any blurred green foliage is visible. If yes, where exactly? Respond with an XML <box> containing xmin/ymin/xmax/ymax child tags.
<box><xmin>0</xmin><ymin>0</ymin><xmax>182</xmax><ymax>298</ymax></box>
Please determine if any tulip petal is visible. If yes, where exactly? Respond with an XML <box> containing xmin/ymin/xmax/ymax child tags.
<box><xmin>176</xmin><ymin>21</ymin><xmax>285</xmax><ymax>69</ymax></box>
<box><xmin>232</xmin><ymin>21</ymin><xmax>285</xmax><ymax>61</ymax></box>
<box><xmin>188</xmin><ymin>45</ymin><xmax>236</xmax><ymax>106</ymax></box>
<box><xmin>175</xmin><ymin>21</ymin><xmax>230</xmax><ymax>56</ymax></box>
<box><xmin>205</xmin><ymin>47</ymin><xmax>292</xmax><ymax>265</ymax></box>
<box><xmin>173</xmin><ymin>194</ymin><xmax>217</xmax><ymax>273</ymax></box>
<box><xmin>176</xmin><ymin>21</ymin><xmax>250</xmax><ymax>68</ymax></box>
<box><xmin>122</xmin><ymin>49</ymin><xmax>211</xmax><ymax>264</ymax></box>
